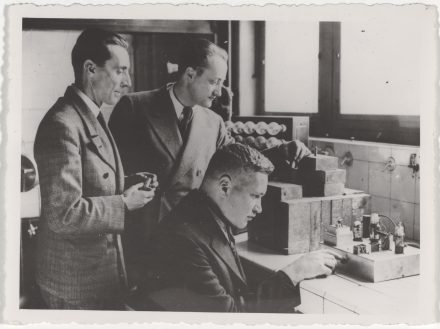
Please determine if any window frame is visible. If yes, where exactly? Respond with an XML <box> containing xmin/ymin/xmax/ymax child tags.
<box><xmin>259</xmin><ymin>21</ymin><xmax>420</xmax><ymax>146</ymax></box>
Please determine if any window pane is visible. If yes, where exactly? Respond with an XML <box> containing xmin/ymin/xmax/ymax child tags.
<box><xmin>265</xmin><ymin>21</ymin><xmax>319</xmax><ymax>113</ymax></box>
<box><xmin>340</xmin><ymin>18</ymin><xmax>423</xmax><ymax>116</ymax></box>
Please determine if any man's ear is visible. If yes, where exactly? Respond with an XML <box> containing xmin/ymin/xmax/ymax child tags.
<box><xmin>218</xmin><ymin>174</ymin><xmax>232</xmax><ymax>197</ymax></box>
<box><xmin>84</xmin><ymin>60</ymin><xmax>96</xmax><ymax>76</ymax></box>
<box><xmin>185</xmin><ymin>67</ymin><xmax>197</xmax><ymax>81</ymax></box>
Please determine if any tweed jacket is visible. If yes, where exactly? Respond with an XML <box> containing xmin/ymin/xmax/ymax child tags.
<box><xmin>138</xmin><ymin>190</ymin><xmax>301</xmax><ymax>312</ymax></box>
<box><xmin>34</xmin><ymin>86</ymin><xmax>126</xmax><ymax>301</ymax></box>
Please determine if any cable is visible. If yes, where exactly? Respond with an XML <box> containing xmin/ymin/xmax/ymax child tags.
<box><xmin>377</xmin><ymin>214</ymin><xmax>398</xmax><ymax>230</ymax></box>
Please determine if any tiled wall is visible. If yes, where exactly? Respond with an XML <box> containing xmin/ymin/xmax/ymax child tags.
<box><xmin>309</xmin><ymin>138</ymin><xmax>420</xmax><ymax>242</ymax></box>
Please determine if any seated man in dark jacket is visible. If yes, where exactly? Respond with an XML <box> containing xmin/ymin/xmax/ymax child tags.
<box><xmin>136</xmin><ymin>143</ymin><xmax>341</xmax><ymax>312</ymax></box>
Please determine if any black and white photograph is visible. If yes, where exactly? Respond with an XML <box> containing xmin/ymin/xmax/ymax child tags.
<box><xmin>2</xmin><ymin>2</ymin><xmax>439</xmax><ymax>326</ymax></box>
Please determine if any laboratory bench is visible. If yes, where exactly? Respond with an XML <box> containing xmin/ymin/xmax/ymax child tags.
<box><xmin>235</xmin><ymin>233</ymin><xmax>419</xmax><ymax>315</ymax></box>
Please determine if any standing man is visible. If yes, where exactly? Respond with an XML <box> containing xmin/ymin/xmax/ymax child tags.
<box><xmin>34</xmin><ymin>28</ymin><xmax>155</xmax><ymax>310</ymax></box>
<box><xmin>134</xmin><ymin>144</ymin><xmax>342</xmax><ymax>312</ymax></box>
<box><xmin>109</xmin><ymin>38</ymin><xmax>310</xmax><ymax>285</ymax></box>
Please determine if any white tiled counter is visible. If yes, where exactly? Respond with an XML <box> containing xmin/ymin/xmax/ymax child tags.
<box><xmin>236</xmin><ymin>233</ymin><xmax>419</xmax><ymax>315</ymax></box>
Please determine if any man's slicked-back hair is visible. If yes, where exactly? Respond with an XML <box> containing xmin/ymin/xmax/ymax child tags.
<box><xmin>205</xmin><ymin>143</ymin><xmax>274</xmax><ymax>179</ymax></box>
<box><xmin>177</xmin><ymin>38</ymin><xmax>228</xmax><ymax>77</ymax></box>
<box><xmin>71</xmin><ymin>28</ymin><xmax>128</xmax><ymax>83</ymax></box>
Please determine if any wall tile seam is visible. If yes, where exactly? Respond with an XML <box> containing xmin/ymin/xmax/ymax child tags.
<box><xmin>389</xmin><ymin>199</ymin><xmax>418</xmax><ymax>206</ymax></box>
<box><xmin>369</xmin><ymin>194</ymin><xmax>419</xmax><ymax>208</ymax></box>
<box><xmin>343</xmin><ymin>159</ymin><xmax>419</xmax><ymax>170</ymax></box>
<box><xmin>309</xmin><ymin>138</ymin><xmax>419</xmax><ymax>150</ymax></box>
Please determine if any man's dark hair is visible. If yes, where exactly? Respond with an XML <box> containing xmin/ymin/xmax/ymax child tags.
<box><xmin>177</xmin><ymin>38</ymin><xmax>228</xmax><ymax>77</ymax></box>
<box><xmin>205</xmin><ymin>143</ymin><xmax>274</xmax><ymax>178</ymax></box>
<box><xmin>71</xmin><ymin>28</ymin><xmax>128</xmax><ymax>82</ymax></box>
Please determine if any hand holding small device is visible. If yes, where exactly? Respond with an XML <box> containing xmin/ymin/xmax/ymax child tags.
<box><xmin>122</xmin><ymin>172</ymin><xmax>159</xmax><ymax>211</ymax></box>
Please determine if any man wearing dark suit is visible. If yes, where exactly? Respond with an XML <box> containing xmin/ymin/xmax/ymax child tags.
<box><xmin>108</xmin><ymin>38</ymin><xmax>310</xmax><ymax>286</ymax></box>
<box><xmin>135</xmin><ymin>144</ymin><xmax>341</xmax><ymax>312</ymax></box>
<box><xmin>34</xmin><ymin>29</ymin><xmax>156</xmax><ymax>310</ymax></box>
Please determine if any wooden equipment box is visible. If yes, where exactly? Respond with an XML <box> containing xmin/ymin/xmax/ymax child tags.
<box><xmin>323</xmin><ymin>242</ymin><xmax>420</xmax><ymax>282</ymax></box>
<box><xmin>248</xmin><ymin>186</ymin><xmax>371</xmax><ymax>255</ymax></box>
<box><xmin>272</xmin><ymin>154</ymin><xmax>347</xmax><ymax>198</ymax></box>
<box><xmin>298</xmin><ymin>154</ymin><xmax>339</xmax><ymax>171</ymax></box>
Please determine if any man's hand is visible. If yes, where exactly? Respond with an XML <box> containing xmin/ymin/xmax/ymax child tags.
<box><xmin>286</xmin><ymin>140</ymin><xmax>312</xmax><ymax>164</ymax></box>
<box><xmin>122</xmin><ymin>182</ymin><xmax>156</xmax><ymax>211</ymax></box>
<box><xmin>281</xmin><ymin>250</ymin><xmax>345</xmax><ymax>285</ymax></box>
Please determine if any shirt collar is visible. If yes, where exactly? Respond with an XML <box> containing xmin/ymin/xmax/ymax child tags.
<box><xmin>72</xmin><ymin>85</ymin><xmax>101</xmax><ymax>118</ymax></box>
<box><xmin>168</xmin><ymin>83</ymin><xmax>188</xmax><ymax>120</ymax></box>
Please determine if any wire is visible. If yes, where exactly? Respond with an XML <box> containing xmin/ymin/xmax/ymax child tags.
<box><xmin>406</xmin><ymin>242</ymin><xmax>420</xmax><ymax>249</ymax></box>
<box><xmin>377</xmin><ymin>214</ymin><xmax>398</xmax><ymax>230</ymax></box>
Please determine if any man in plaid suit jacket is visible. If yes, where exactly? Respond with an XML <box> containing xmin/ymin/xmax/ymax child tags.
<box><xmin>34</xmin><ymin>29</ymin><xmax>156</xmax><ymax>310</ymax></box>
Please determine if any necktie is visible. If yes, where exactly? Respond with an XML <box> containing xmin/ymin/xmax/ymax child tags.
<box><xmin>97</xmin><ymin>112</ymin><xmax>108</xmax><ymax>134</ymax></box>
<box><xmin>97</xmin><ymin>112</ymin><xmax>114</xmax><ymax>147</ymax></box>
<box><xmin>178</xmin><ymin>106</ymin><xmax>194</xmax><ymax>141</ymax></box>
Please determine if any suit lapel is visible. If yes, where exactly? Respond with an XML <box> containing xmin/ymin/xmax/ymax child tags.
<box><xmin>142</xmin><ymin>87</ymin><xmax>182</xmax><ymax>161</ymax></box>
<box><xmin>169</xmin><ymin>107</ymin><xmax>212</xmax><ymax>187</ymax></box>
<box><xmin>211</xmin><ymin>236</ymin><xmax>247</xmax><ymax>286</ymax></box>
<box><xmin>102</xmin><ymin>118</ymin><xmax>125</xmax><ymax>192</ymax></box>
<box><xmin>197</xmin><ymin>203</ymin><xmax>247</xmax><ymax>286</ymax></box>
<box><xmin>65</xmin><ymin>87</ymin><xmax>117</xmax><ymax>174</ymax></box>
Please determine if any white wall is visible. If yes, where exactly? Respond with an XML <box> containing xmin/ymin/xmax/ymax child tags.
<box><xmin>22</xmin><ymin>30</ymin><xmax>81</xmax><ymax>144</ymax></box>
<box><xmin>21</xmin><ymin>30</ymin><xmax>81</xmax><ymax>218</ymax></box>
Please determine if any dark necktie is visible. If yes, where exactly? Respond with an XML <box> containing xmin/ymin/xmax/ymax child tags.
<box><xmin>178</xmin><ymin>106</ymin><xmax>194</xmax><ymax>141</ymax></box>
<box><xmin>97</xmin><ymin>112</ymin><xmax>108</xmax><ymax>134</ymax></box>
<box><xmin>97</xmin><ymin>111</ymin><xmax>116</xmax><ymax>164</ymax></box>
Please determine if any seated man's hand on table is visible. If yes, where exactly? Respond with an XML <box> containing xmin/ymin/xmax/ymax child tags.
<box><xmin>281</xmin><ymin>250</ymin><xmax>345</xmax><ymax>286</ymax></box>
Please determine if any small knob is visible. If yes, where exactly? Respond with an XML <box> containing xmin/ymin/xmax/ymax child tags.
<box><xmin>243</xmin><ymin>121</ymin><xmax>255</xmax><ymax>134</ymax></box>
<box><xmin>245</xmin><ymin>136</ymin><xmax>256</xmax><ymax>147</ymax></box>
<box><xmin>340</xmin><ymin>151</ymin><xmax>353</xmax><ymax>167</ymax></box>
<box><xmin>383</xmin><ymin>156</ymin><xmax>396</xmax><ymax>172</ymax></box>
<box><xmin>255</xmin><ymin>122</ymin><xmax>268</xmax><ymax>135</ymax></box>
<box><xmin>232</xmin><ymin>121</ymin><xmax>245</xmax><ymax>134</ymax></box>
<box><xmin>255</xmin><ymin>136</ymin><xmax>267</xmax><ymax>149</ymax></box>
<box><xmin>225</xmin><ymin>120</ymin><xmax>234</xmax><ymax>132</ymax></box>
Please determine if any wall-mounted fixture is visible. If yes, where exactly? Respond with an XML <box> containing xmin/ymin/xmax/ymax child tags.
<box><xmin>21</xmin><ymin>155</ymin><xmax>38</xmax><ymax>192</ymax></box>
<box><xmin>408</xmin><ymin>153</ymin><xmax>419</xmax><ymax>177</ymax></box>
<box><xmin>383</xmin><ymin>156</ymin><xmax>396</xmax><ymax>172</ymax></box>
<box><xmin>166</xmin><ymin>61</ymin><xmax>178</xmax><ymax>74</ymax></box>
<box><xmin>341</xmin><ymin>151</ymin><xmax>353</xmax><ymax>167</ymax></box>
